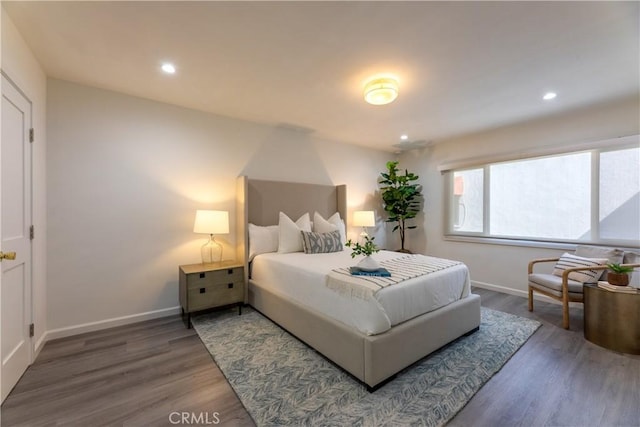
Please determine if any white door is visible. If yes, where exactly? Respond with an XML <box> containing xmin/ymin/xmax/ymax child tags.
<box><xmin>1</xmin><ymin>74</ymin><xmax>33</xmax><ymax>403</ymax></box>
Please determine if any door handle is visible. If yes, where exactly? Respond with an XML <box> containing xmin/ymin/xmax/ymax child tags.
<box><xmin>0</xmin><ymin>251</ymin><xmax>17</xmax><ymax>261</ymax></box>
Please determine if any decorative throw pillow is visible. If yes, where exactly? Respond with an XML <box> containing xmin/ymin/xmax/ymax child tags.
<box><xmin>300</xmin><ymin>230</ymin><xmax>343</xmax><ymax>254</ymax></box>
<box><xmin>575</xmin><ymin>245</ymin><xmax>624</xmax><ymax>280</ymax></box>
<box><xmin>552</xmin><ymin>253</ymin><xmax>608</xmax><ymax>283</ymax></box>
<box><xmin>248</xmin><ymin>223</ymin><xmax>279</xmax><ymax>261</ymax></box>
<box><xmin>277</xmin><ymin>212</ymin><xmax>312</xmax><ymax>253</ymax></box>
<box><xmin>313</xmin><ymin>212</ymin><xmax>346</xmax><ymax>244</ymax></box>
<box><xmin>574</xmin><ymin>245</ymin><xmax>624</xmax><ymax>264</ymax></box>
<box><xmin>622</xmin><ymin>251</ymin><xmax>640</xmax><ymax>265</ymax></box>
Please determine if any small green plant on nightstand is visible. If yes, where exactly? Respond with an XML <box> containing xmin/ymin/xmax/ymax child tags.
<box><xmin>607</xmin><ymin>263</ymin><xmax>634</xmax><ymax>274</ymax></box>
<box><xmin>606</xmin><ymin>263</ymin><xmax>634</xmax><ymax>286</ymax></box>
<box><xmin>346</xmin><ymin>236</ymin><xmax>380</xmax><ymax>258</ymax></box>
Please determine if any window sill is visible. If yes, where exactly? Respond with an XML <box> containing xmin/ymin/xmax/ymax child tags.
<box><xmin>443</xmin><ymin>235</ymin><xmax>639</xmax><ymax>252</ymax></box>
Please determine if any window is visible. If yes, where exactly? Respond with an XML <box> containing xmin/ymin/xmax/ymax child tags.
<box><xmin>599</xmin><ymin>147</ymin><xmax>640</xmax><ymax>241</ymax></box>
<box><xmin>446</xmin><ymin>145</ymin><xmax>640</xmax><ymax>246</ymax></box>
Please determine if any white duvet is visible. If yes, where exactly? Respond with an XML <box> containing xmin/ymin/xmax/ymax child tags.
<box><xmin>250</xmin><ymin>250</ymin><xmax>471</xmax><ymax>335</ymax></box>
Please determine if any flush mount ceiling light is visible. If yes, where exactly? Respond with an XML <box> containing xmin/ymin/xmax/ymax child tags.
<box><xmin>400</xmin><ymin>134</ymin><xmax>409</xmax><ymax>140</ymax></box>
<box><xmin>161</xmin><ymin>63</ymin><xmax>176</xmax><ymax>74</ymax></box>
<box><xmin>543</xmin><ymin>92</ymin><xmax>557</xmax><ymax>100</ymax></box>
<box><xmin>364</xmin><ymin>77</ymin><xmax>399</xmax><ymax>105</ymax></box>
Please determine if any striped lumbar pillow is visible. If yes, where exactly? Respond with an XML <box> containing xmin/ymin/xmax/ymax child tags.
<box><xmin>300</xmin><ymin>230</ymin><xmax>343</xmax><ymax>254</ymax></box>
<box><xmin>552</xmin><ymin>252</ymin><xmax>608</xmax><ymax>283</ymax></box>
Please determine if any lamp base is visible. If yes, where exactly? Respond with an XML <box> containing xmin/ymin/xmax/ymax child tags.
<box><xmin>201</xmin><ymin>235</ymin><xmax>223</xmax><ymax>264</ymax></box>
<box><xmin>358</xmin><ymin>229</ymin><xmax>370</xmax><ymax>245</ymax></box>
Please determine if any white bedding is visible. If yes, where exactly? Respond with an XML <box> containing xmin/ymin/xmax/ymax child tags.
<box><xmin>250</xmin><ymin>250</ymin><xmax>471</xmax><ymax>335</ymax></box>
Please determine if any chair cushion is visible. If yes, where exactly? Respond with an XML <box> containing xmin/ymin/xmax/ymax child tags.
<box><xmin>529</xmin><ymin>273</ymin><xmax>585</xmax><ymax>294</ymax></box>
<box><xmin>575</xmin><ymin>246</ymin><xmax>624</xmax><ymax>280</ymax></box>
<box><xmin>552</xmin><ymin>253</ymin><xmax>607</xmax><ymax>283</ymax></box>
<box><xmin>529</xmin><ymin>280</ymin><xmax>584</xmax><ymax>302</ymax></box>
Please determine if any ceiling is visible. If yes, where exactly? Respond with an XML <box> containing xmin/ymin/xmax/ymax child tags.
<box><xmin>3</xmin><ymin>1</ymin><xmax>639</xmax><ymax>152</ymax></box>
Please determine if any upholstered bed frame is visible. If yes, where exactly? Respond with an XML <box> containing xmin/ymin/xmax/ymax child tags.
<box><xmin>235</xmin><ymin>176</ymin><xmax>481</xmax><ymax>390</ymax></box>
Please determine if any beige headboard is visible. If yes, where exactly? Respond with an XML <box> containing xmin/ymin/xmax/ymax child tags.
<box><xmin>236</xmin><ymin>176</ymin><xmax>347</xmax><ymax>299</ymax></box>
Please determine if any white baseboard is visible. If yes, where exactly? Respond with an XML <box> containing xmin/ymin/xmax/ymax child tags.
<box><xmin>45</xmin><ymin>306</ymin><xmax>182</xmax><ymax>341</ymax></box>
<box><xmin>34</xmin><ymin>333</ymin><xmax>47</xmax><ymax>358</ymax></box>
<box><xmin>471</xmin><ymin>280</ymin><xmax>528</xmax><ymax>298</ymax></box>
<box><xmin>471</xmin><ymin>280</ymin><xmax>579</xmax><ymax>307</ymax></box>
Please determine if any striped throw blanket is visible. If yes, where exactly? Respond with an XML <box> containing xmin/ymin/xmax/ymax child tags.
<box><xmin>327</xmin><ymin>255</ymin><xmax>462</xmax><ymax>300</ymax></box>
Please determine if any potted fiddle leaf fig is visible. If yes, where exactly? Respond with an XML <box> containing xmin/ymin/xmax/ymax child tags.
<box><xmin>606</xmin><ymin>263</ymin><xmax>634</xmax><ymax>286</ymax></box>
<box><xmin>379</xmin><ymin>161</ymin><xmax>422</xmax><ymax>253</ymax></box>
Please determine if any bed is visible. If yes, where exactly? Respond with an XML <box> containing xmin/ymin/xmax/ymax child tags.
<box><xmin>235</xmin><ymin>176</ymin><xmax>481</xmax><ymax>390</ymax></box>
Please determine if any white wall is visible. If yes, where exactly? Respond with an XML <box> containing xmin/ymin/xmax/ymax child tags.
<box><xmin>46</xmin><ymin>79</ymin><xmax>392</xmax><ymax>334</ymax></box>
<box><xmin>1</xmin><ymin>4</ymin><xmax>4</xmax><ymax>398</ymax></box>
<box><xmin>1</xmin><ymin>10</ymin><xmax>48</xmax><ymax>353</ymax></box>
<box><xmin>399</xmin><ymin>96</ymin><xmax>640</xmax><ymax>296</ymax></box>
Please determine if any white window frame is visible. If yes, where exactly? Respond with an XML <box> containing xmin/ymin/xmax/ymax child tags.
<box><xmin>443</xmin><ymin>138</ymin><xmax>640</xmax><ymax>249</ymax></box>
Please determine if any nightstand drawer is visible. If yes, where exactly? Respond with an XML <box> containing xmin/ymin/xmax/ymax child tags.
<box><xmin>186</xmin><ymin>267</ymin><xmax>243</xmax><ymax>290</ymax></box>
<box><xmin>188</xmin><ymin>281</ymin><xmax>243</xmax><ymax>312</ymax></box>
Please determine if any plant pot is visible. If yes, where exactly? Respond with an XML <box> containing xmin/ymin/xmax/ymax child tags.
<box><xmin>357</xmin><ymin>256</ymin><xmax>380</xmax><ymax>271</ymax></box>
<box><xmin>607</xmin><ymin>272</ymin><xmax>630</xmax><ymax>286</ymax></box>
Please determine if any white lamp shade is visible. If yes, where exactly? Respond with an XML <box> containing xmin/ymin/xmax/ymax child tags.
<box><xmin>193</xmin><ymin>210</ymin><xmax>229</xmax><ymax>234</ymax></box>
<box><xmin>353</xmin><ymin>211</ymin><xmax>375</xmax><ymax>227</ymax></box>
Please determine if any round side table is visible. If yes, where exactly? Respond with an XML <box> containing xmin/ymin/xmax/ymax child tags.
<box><xmin>583</xmin><ymin>283</ymin><xmax>640</xmax><ymax>355</ymax></box>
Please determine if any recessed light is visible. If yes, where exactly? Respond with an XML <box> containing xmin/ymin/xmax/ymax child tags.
<box><xmin>400</xmin><ymin>135</ymin><xmax>409</xmax><ymax>140</ymax></box>
<box><xmin>543</xmin><ymin>92</ymin><xmax>557</xmax><ymax>100</ymax></box>
<box><xmin>161</xmin><ymin>63</ymin><xmax>176</xmax><ymax>74</ymax></box>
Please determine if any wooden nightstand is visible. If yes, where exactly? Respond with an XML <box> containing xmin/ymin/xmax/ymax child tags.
<box><xmin>179</xmin><ymin>260</ymin><xmax>245</xmax><ymax>328</ymax></box>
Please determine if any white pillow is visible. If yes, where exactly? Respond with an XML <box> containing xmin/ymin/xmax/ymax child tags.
<box><xmin>575</xmin><ymin>245</ymin><xmax>624</xmax><ymax>280</ymax></box>
<box><xmin>313</xmin><ymin>212</ymin><xmax>346</xmax><ymax>244</ymax></box>
<box><xmin>248</xmin><ymin>223</ymin><xmax>279</xmax><ymax>261</ymax></box>
<box><xmin>623</xmin><ymin>251</ymin><xmax>640</xmax><ymax>265</ymax></box>
<box><xmin>278</xmin><ymin>212</ymin><xmax>311</xmax><ymax>253</ymax></box>
<box><xmin>552</xmin><ymin>252</ymin><xmax>608</xmax><ymax>284</ymax></box>
<box><xmin>313</xmin><ymin>212</ymin><xmax>337</xmax><ymax>233</ymax></box>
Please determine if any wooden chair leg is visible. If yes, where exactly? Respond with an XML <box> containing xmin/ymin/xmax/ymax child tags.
<box><xmin>562</xmin><ymin>296</ymin><xmax>570</xmax><ymax>329</ymax></box>
<box><xmin>528</xmin><ymin>286</ymin><xmax>534</xmax><ymax>311</ymax></box>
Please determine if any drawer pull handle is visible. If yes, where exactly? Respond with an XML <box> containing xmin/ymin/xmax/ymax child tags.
<box><xmin>228</xmin><ymin>283</ymin><xmax>233</xmax><ymax>289</ymax></box>
<box><xmin>200</xmin><ymin>288</ymin><xmax>206</xmax><ymax>294</ymax></box>
<box><xmin>199</xmin><ymin>273</ymin><xmax>205</xmax><ymax>279</ymax></box>
<box><xmin>227</xmin><ymin>269</ymin><xmax>233</xmax><ymax>274</ymax></box>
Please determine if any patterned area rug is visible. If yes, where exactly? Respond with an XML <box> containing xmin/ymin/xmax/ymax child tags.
<box><xmin>193</xmin><ymin>306</ymin><xmax>540</xmax><ymax>427</ymax></box>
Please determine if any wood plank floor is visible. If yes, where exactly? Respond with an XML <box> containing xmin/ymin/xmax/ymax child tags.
<box><xmin>450</xmin><ymin>288</ymin><xmax>640</xmax><ymax>427</ymax></box>
<box><xmin>2</xmin><ymin>288</ymin><xmax>638</xmax><ymax>426</ymax></box>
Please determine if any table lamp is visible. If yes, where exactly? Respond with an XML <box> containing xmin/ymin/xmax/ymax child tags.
<box><xmin>353</xmin><ymin>210</ymin><xmax>375</xmax><ymax>241</ymax></box>
<box><xmin>193</xmin><ymin>210</ymin><xmax>229</xmax><ymax>263</ymax></box>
